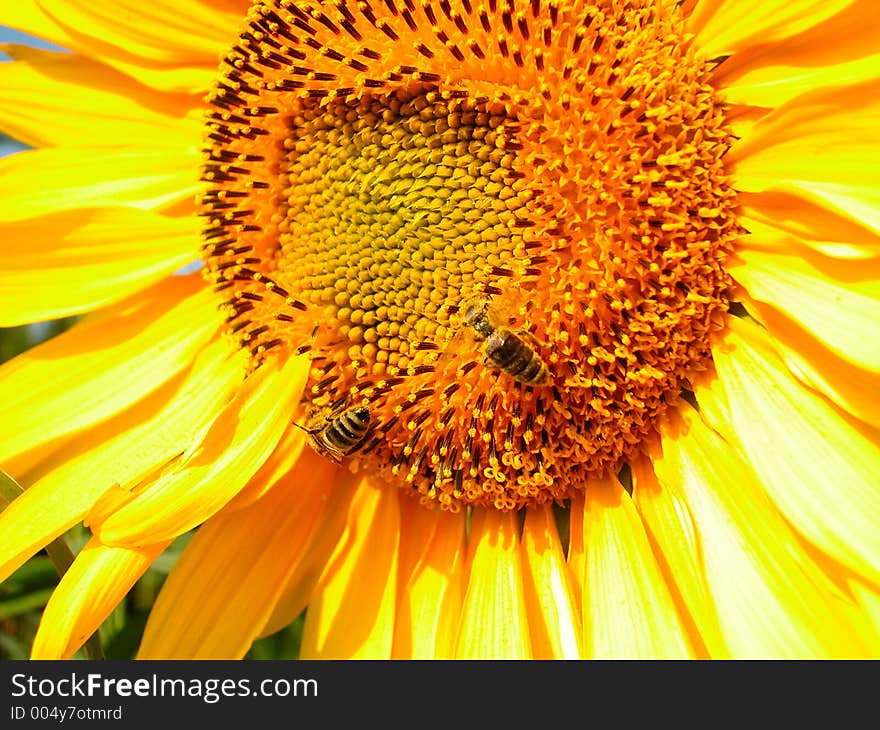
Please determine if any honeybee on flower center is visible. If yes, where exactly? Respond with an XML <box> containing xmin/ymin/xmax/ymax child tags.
<box><xmin>298</xmin><ymin>403</ymin><xmax>372</xmax><ymax>463</ymax></box>
<box><xmin>462</xmin><ymin>300</ymin><xmax>551</xmax><ymax>387</ymax></box>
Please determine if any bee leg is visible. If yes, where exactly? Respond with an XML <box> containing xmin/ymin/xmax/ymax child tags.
<box><xmin>292</xmin><ymin>420</ymin><xmax>321</xmax><ymax>435</ymax></box>
<box><xmin>478</xmin><ymin>353</ymin><xmax>506</xmax><ymax>380</ymax></box>
<box><xmin>322</xmin><ymin>449</ymin><xmax>343</xmax><ymax>465</ymax></box>
<box><xmin>307</xmin><ymin>436</ymin><xmax>344</xmax><ymax>464</ymax></box>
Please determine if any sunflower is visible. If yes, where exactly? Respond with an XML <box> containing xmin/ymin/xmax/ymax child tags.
<box><xmin>1</xmin><ymin>0</ymin><xmax>879</xmax><ymax>660</ymax></box>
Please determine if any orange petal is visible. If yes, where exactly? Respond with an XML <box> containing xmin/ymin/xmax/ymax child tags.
<box><xmin>394</xmin><ymin>495</ymin><xmax>442</xmax><ymax>581</ymax></box>
<box><xmin>0</xmin><ymin>209</ymin><xmax>200</xmax><ymax>325</ymax></box>
<box><xmin>656</xmin><ymin>402</ymin><xmax>871</xmax><ymax>657</ymax></box>
<box><xmin>582</xmin><ymin>475</ymin><xmax>694</xmax><ymax>659</ymax></box>
<box><xmin>393</xmin><ymin>498</ymin><xmax>466</xmax><ymax>659</ymax></box>
<box><xmin>138</xmin><ymin>450</ymin><xmax>346</xmax><ymax>659</ymax></box>
<box><xmin>300</xmin><ymin>479</ymin><xmax>400</xmax><ymax>659</ymax></box>
<box><xmin>699</xmin><ymin>317</ymin><xmax>880</xmax><ymax>586</ymax></box>
<box><xmin>0</xmin><ymin>276</ymin><xmax>218</xmax><ymax>464</ymax></box>
<box><xmin>0</xmin><ymin>338</ymin><xmax>241</xmax><ymax>586</ymax></box>
<box><xmin>92</xmin><ymin>356</ymin><xmax>309</xmax><ymax>547</ymax></box>
<box><xmin>520</xmin><ymin>505</ymin><xmax>583</xmax><ymax>659</ymax></box>
<box><xmin>31</xmin><ymin>537</ymin><xmax>169</xmax><ymax>659</ymax></box>
<box><xmin>455</xmin><ymin>509</ymin><xmax>532</xmax><ymax>659</ymax></box>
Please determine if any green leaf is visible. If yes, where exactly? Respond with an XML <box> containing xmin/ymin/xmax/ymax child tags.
<box><xmin>0</xmin><ymin>587</ymin><xmax>55</xmax><ymax>620</ymax></box>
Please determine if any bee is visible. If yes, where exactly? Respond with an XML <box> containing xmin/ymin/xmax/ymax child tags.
<box><xmin>462</xmin><ymin>300</ymin><xmax>551</xmax><ymax>386</ymax></box>
<box><xmin>298</xmin><ymin>404</ymin><xmax>372</xmax><ymax>463</ymax></box>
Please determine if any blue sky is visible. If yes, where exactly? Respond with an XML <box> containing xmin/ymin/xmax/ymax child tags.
<box><xmin>0</xmin><ymin>24</ymin><xmax>65</xmax><ymax>51</ymax></box>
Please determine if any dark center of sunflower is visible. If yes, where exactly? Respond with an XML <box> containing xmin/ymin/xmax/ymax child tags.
<box><xmin>200</xmin><ymin>0</ymin><xmax>739</xmax><ymax>511</ymax></box>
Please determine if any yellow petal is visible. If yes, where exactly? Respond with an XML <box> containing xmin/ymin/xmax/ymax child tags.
<box><xmin>519</xmin><ymin>505</ymin><xmax>582</xmax><ymax>659</ymax></box>
<box><xmin>566</xmin><ymin>492</ymin><xmax>586</xmax><ymax>617</ymax></box>
<box><xmin>583</xmin><ymin>474</ymin><xmax>694</xmax><ymax>659</ymax></box>
<box><xmin>0</xmin><ymin>3</ymin><xmax>70</xmax><ymax>50</ymax></box>
<box><xmin>393</xmin><ymin>499</ymin><xmax>466</xmax><ymax>659</ymax></box>
<box><xmin>688</xmin><ymin>0</ymin><xmax>855</xmax><ymax>58</ymax></box>
<box><xmin>257</xmin><ymin>469</ymin><xmax>359</xmax><ymax>639</ymax></box>
<box><xmin>746</xmin><ymin>301</ymin><xmax>880</xmax><ymax>431</ymax></box>
<box><xmin>730</xmin><ymin>248</ymin><xmax>880</xmax><ymax>373</ymax></box>
<box><xmin>31</xmin><ymin>537</ymin><xmax>169</xmax><ymax>659</ymax></box>
<box><xmin>34</xmin><ymin>1</ymin><xmax>241</xmax><ymax>62</ymax></box>
<box><xmin>731</xmin><ymin>79</ymin><xmax>880</xmax><ymax>238</ymax></box>
<box><xmin>654</xmin><ymin>403</ymin><xmax>869</xmax><ymax>657</ymax></box>
<box><xmin>713</xmin><ymin>0</ymin><xmax>880</xmax><ymax>107</ymax></box>
<box><xmin>0</xmin><ymin>209</ymin><xmax>201</xmax><ymax>326</ymax></box>
<box><xmin>74</xmin><ymin>60</ymin><xmax>213</xmax><ymax>97</ymax></box>
<box><xmin>0</xmin><ymin>48</ymin><xmax>197</xmax><ymax>148</ymax></box>
<box><xmin>0</xmin><ymin>277</ymin><xmax>217</xmax><ymax>464</ymax></box>
<box><xmin>798</xmin><ymin>545</ymin><xmax>880</xmax><ymax>654</ymax></box>
<box><xmin>92</xmin><ymin>357</ymin><xmax>309</xmax><ymax>548</ymax></box>
<box><xmin>699</xmin><ymin>317</ymin><xmax>880</xmax><ymax>585</ymax></box>
<box><xmin>455</xmin><ymin>509</ymin><xmax>532</xmax><ymax>659</ymax></box>
<box><xmin>0</xmin><ymin>339</ymin><xmax>241</xmax><ymax>586</ymax></box>
<box><xmin>222</xmin><ymin>425</ymin><xmax>308</xmax><ymax>511</ymax></box>
<box><xmin>3</xmin><ymin>0</ymin><xmax>247</xmax><ymax>92</ymax></box>
<box><xmin>721</xmin><ymin>54</ymin><xmax>880</xmax><ymax>110</ymax></box>
<box><xmin>631</xmin><ymin>453</ymin><xmax>729</xmax><ymax>658</ymax></box>
<box><xmin>732</xmin><ymin>278</ymin><xmax>880</xmax><ymax>431</ymax></box>
<box><xmin>395</xmin><ymin>495</ymin><xmax>442</xmax><ymax>580</ymax></box>
<box><xmin>139</xmin><ymin>450</ymin><xmax>345</xmax><ymax>659</ymax></box>
<box><xmin>0</xmin><ymin>146</ymin><xmax>200</xmax><ymax>221</ymax></box>
<box><xmin>739</xmin><ymin>193</ymin><xmax>880</xmax><ymax>260</ymax></box>
<box><xmin>300</xmin><ymin>480</ymin><xmax>400</xmax><ymax>659</ymax></box>
<box><xmin>849</xmin><ymin>579</ymin><xmax>880</xmax><ymax>652</ymax></box>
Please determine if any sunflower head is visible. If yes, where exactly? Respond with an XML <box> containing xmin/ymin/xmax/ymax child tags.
<box><xmin>199</xmin><ymin>0</ymin><xmax>740</xmax><ymax>510</ymax></box>
<box><xmin>3</xmin><ymin>0</ymin><xmax>878</xmax><ymax>663</ymax></box>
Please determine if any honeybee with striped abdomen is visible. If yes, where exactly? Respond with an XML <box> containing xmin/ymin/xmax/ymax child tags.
<box><xmin>298</xmin><ymin>403</ymin><xmax>372</xmax><ymax>463</ymax></box>
<box><xmin>462</xmin><ymin>299</ymin><xmax>551</xmax><ymax>387</ymax></box>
